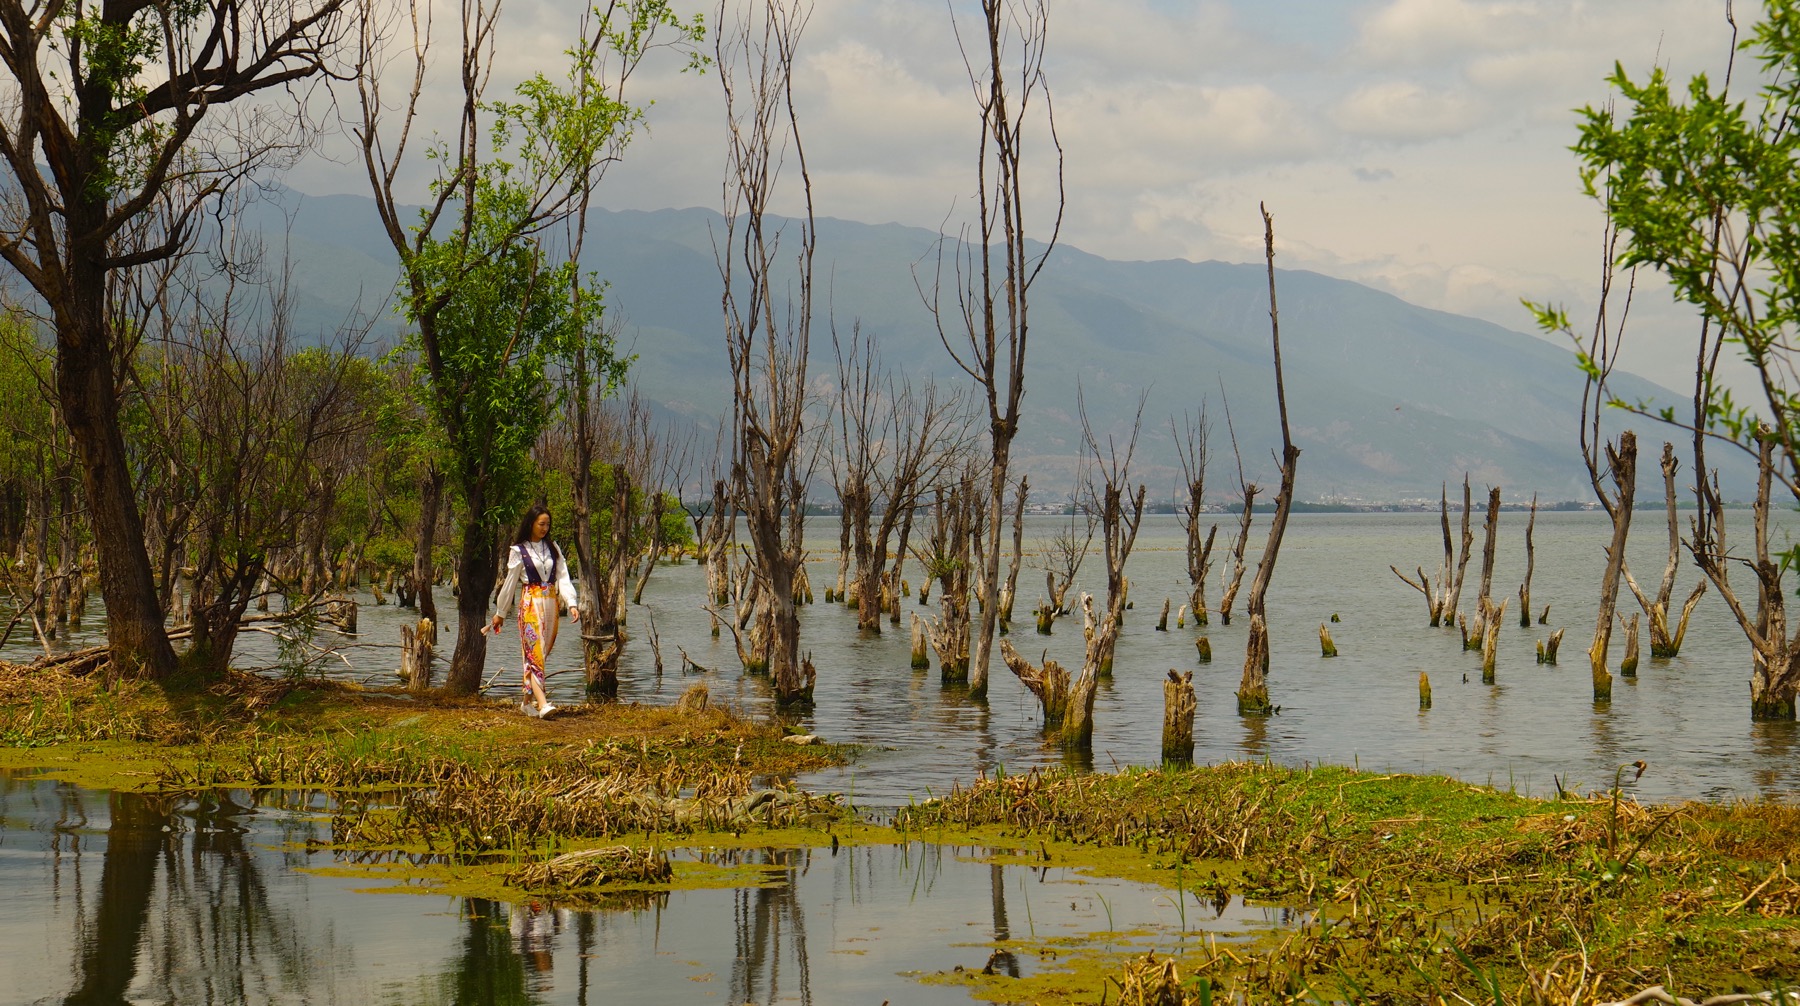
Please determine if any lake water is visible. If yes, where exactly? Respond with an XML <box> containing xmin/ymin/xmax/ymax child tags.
<box><xmin>0</xmin><ymin>773</ymin><xmax>1303</xmax><ymax>1005</ymax></box>
<box><xmin>7</xmin><ymin>511</ymin><xmax>1800</xmax><ymax>805</ymax></box>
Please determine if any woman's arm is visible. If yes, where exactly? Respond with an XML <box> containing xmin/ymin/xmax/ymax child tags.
<box><xmin>492</xmin><ymin>546</ymin><xmax>524</xmax><ymax>621</ymax></box>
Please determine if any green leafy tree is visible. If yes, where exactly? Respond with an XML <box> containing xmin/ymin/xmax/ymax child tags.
<box><xmin>0</xmin><ymin>0</ymin><xmax>353</xmax><ymax>678</ymax></box>
<box><xmin>357</xmin><ymin>0</ymin><xmax>698</xmax><ymax>695</ymax></box>
<box><xmin>1565</xmin><ymin>2</ymin><xmax>1800</xmax><ymax>718</ymax></box>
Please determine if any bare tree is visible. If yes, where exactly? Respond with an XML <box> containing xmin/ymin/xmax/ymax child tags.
<box><xmin>1076</xmin><ymin>388</ymin><xmax>1147</xmax><ymax>680</ymax></box>
<box><xmin>919</xmin><ymin>459</ymin><xmax>983</xmax><ymax>682</ymax></box>
<box><xmin>546</xmin><ymin>385</ymin><xmax>685</xmax><ymax>698</ymax></box>
<box><xmin>1173</xmin><ymin>407</ymin><xmax>1218</xmax><ymax>627</ymax></box>
<box><xmin>717</xmin><ymin>0</ymin><xmax>816</xmax><ymax>704</ymax></box>
<box><xmin>829</xmin><ymin>322</ymin><xmax>967</xmax><ymax>633</ymax></box>
<box><xmin>1623</xmin><ymin>442</ymin><xmax>1707</xmax><ymax>657</ymax></box>
<box><xmin>1216</xmin><ymin>398</ymin><xmax>1255</xmax><ymax>626</ymax></box>
<box><xmin>1237</xmin><ymin>205</ymin><xmax>1301</xmax><ymax>716</ymax></box>
<box><xmin>1036</xmin><ymin>476</ymin><xmax>1095</xmax><ymax>625</ymax></box>
<box><xmin>921</xmin><ymin>0</ymin><xmax>1063</xmax><ymax>699</ymax></box>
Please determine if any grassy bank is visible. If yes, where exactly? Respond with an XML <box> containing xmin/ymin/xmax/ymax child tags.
<box><xmin>894</xmin><ymin>762</ymin><xmax>1800</xmax><ymax>1004</ymax></box>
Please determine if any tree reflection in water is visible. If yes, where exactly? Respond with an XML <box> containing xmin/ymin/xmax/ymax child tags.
<box><xmin>729</xmin><ymin>847</ymin><xmax>813</xmax><ymax>1006</ymax></box>
<box><xmin>60</xmin><ymin>789</ymin><xmax>315</xmax><ymax>1006</ymax></box>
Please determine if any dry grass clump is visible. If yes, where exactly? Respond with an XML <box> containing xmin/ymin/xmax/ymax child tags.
<box><xmin>504</xmin><ymin>846</ymin><xmax>673</xmax><ymax>891</ymax></box>
<box><xmin>332</xmin><ymin>762</ymin><xmax>843</xmax><ymax>853</ymax></box>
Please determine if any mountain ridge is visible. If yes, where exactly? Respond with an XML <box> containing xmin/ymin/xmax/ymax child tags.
<box><xmin>246</xmin><ymin>190</ymin><xmax>1723</xmax><ymax>502</ymax></box>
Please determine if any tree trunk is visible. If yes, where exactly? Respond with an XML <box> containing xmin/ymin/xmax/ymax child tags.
<box><xmin>1589</xmin><ymin>432</ymin><xmax>1638</xmax><ymax>702</ymax></box>
<box><xmin>1162</xmin><ymin>669</ymin><xmax>1196</xmax><ymax>763</ymax></box>
<box><xmin>1000</xmin><ymin>638</ymin><xmax>1068</xmax><ymax>727</ymax></box>
<box><xmin>57</xmin><ymin>288</ymin><xmax>176</xmax><ymax>680</ymax></box>
<box><xmin>444</xmin><ymin>499</ymin><xmax>497</xmax><ymax>695</ymax></box>
<box><xmin>1518</xmin><ymin>494</ymin><xmax>1537</xmax><ymax>628</ymax></box>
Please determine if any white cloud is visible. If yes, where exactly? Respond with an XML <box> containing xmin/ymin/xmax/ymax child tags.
<box><xmin>1334</xmin><ymin>79</ymin><xmax>1482</xmax><ymax>141</ymax></box>
<box><xmin>1355</xmin><ymin>0</ymin><xmax>1539</xmax><ymax>65</ymax></box>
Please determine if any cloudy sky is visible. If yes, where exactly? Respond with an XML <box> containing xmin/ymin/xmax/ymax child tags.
<box><xmin>303</xmin><ymin>0</ymin><xmax>1754</xmax><ymax>390</ymax></box>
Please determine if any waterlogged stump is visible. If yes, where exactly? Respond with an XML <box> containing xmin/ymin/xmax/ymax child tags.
<box><xmin>1318</xmin><ymin>624</ymin><xmax>1337</xmax><ymax>657</ymax></box>
<box><xmin>1156</xmin><ymin>597</ymin><xmax>1170</xmax><ymax>632</ymax></box>
<box><xmin>1237</xmin><ymin>613</ymin><xmax>1272</xmax><ymax>715</ymax></box>
<box><xmin>909</xmin><ymin>615</ymin><xmax>930</xmax><ymax>671</ymax></box>
<box><xmin>1001</xmin><ymin>639</ymin><xmax>1069</xmax><ymax>727</ymax></box>
<box><xmin>1537</xmin><ymin>627</ymin><xmax>1566</xmax><ymax>665</ymax></box>
<box><xmin>1196</xmin><ymin>637</ymin><xmax>1212</xmax><ymax>663</ymax></box>
<box><xmin>1419</xmin><ymin>671</ymin><xmax>1431</xmax><ymax>709</ymax></box>
<box><xmin>1481</xmin><ymin>598</ymin><xmax>1507</xmax><ymax>684</ymax></box>
<box><xmin>400</xmin><ymin>617</ymin><xmax>434</xmax><ymax>692</ymax></box>
<box><xmin>1162</xmin><ymin>669</ymin><xmax>1196</xmax><ymax>763</ymax></box>
<box><xmin>1620</xmin><ymin>612</ymin><xmax>1641</xmax><ymax>677</ymax></box>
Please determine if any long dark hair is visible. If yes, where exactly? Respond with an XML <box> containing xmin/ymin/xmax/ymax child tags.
<box><xmin>512</xmin><ymin>504</ymin><xmax>555</xmax><ymax>548</ymax></box>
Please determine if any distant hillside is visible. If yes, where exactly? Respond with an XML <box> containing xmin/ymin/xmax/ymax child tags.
<box><xmin>247</xmin><ymin>190</ymin><xmax>1726</xmax><ymax>502</ymax></box>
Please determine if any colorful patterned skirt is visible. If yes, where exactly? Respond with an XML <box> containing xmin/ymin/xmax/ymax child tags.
<box><xmin>517</xmin><ymin>583</ymin><xmax>559</xmax><ymax>695</ymax></box>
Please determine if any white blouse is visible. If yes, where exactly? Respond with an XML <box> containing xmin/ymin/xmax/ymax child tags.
<box><xmin>493</xmin><ymin>540</ymin><xmax>579</xmax><ymax>617</ymax></box>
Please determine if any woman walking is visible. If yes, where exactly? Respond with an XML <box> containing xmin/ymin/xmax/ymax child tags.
<box><xmin>491</xmin><ymin>504</ymin><xmax>580</xmax><ymax>717</ymax></box>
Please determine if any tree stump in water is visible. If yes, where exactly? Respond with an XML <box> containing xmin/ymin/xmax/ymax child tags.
<box><xmin>1419</xmin><ymin>671</ymin><xmax>1431</xmax><ymax>709</ymax></box>
<box><xmin>400</xmin><ymin>617</ymin><xmax>434</xmax><ymax>691</ymax></box>
<box><xmin>335</xmin><ymin>597</ymin><xmax>359</xmax><ymax>634</ymax></box>
<box><xmin>1539</xmin><ymin>603</ymin><xmax>1551</xmax><ymax>625</ymax></box>
<box><xmin>1620</xmin><ymin>612</ymin><xmax>1641</xmax><ymax>677</ymax></box>
<box><xmin>1537</xmin><ymin>627</ymin><xmax>1565</xmax><ymax>665</ymax></box>
<box><xmin>584</xmin><ymin>632</ymin><xmax>622</xmax><ymax>700</ymax></box>
<box><xmin>1176</xmin><ymin>603</ymin><xmax>1188</xmax><ymax>628</ymax></box>
<box><xmin>1156</xmin><ymin>597</ymin><xmax>1170</xmax><ymax>631</ymax></box>
<box><xmin>1001</xmin><ymin>639</ymin><xmax>1069</xmax><ymax>727</ymax></box>
<box><xmin>1237</xmin><ymin>613</ymin><xmax>1272</xmax><ymax>715</ymax></box>
<box><xmin>1319</xmin><ymin>624</ymin><xmax>1337</xmax><ymax>657</ymax></box>
<box><xmin>909</xmin><ymin>615</ymin><xmax>930</xmax><ymax>670</ymax></box>
<box><xmin>1481</xmin><ymin>598</ymin><xmax>1507</xmax><ymax>683</ymax></box>
<box><xmin>1035</xmin><ymin>602</ymin><xmax>1054</xmax><ymax>635</ymax></box>
<box><xmin>1196</xmin><ymin>637</ymin><xmax>1211</xmax><ymax>663</ymax></box>
<box><xmin>1064</xmin><ymin>661</ymin><xmax>1099</xmax><ymax>749</ymax></box>
<box><xmin>1162</xmin><ymin>669</ymin><xmax>1196</xmax><ymax>763</ymax></box>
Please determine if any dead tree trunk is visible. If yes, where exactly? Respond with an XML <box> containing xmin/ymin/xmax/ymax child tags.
<box><xmin>1217</xmin><ymin>485</ymin><xmax>1256</xmax><ymax>627</ymax></box>
<box><xmin>998</xmin><ymin>477</ymin><xmax>1028</xmax><ymax>626</ymax></box>
<box><xmin>1237</xmin><ymin>205</ymin><xmax>1301</xmax><ymax>716</ymax></box>
<box><xmin>922</xmin><ymin>476</ymin><xmax>979</xmax><ymax>683</ymax></box>
<box><xmin>1518</xmin><ymin>493</ymin><xmax>1537</xmax><ymax>628</ymax></box>
<box><xmin>1173</xmin><ymin>408</ymin><xmax>1216</xmax><ymax>626</ymax></box>
<box><xmin>1466</xmin><ymin>486</ymin><xmax>1501</xmax><ymax>648</ymax></box>
<box><xmin>1442</xmin><ymin>476</ymin><xmax>1474</xmax><ymax>628</ymax></box>
<box><xmin>1162</xmin><ymin>669</ymin><xmax>1196</xmax><ymax>764</ymax></box>
<box><xmin>1624</xmin><ymin>442</ymin><xmax>1706</xmax><ymax>658</ymax></box>
<box><xmin>717</xmin><ymin>1</ymin><xmax>817</xmax><ymax>707</ymax></box>
<box><xmin>1589</xmin><ymin>431</ymin><xmax>1638</xmax><ymax>702</ymax></box>
<box><xmin>1000</xmin><ymin>638</ymin><xmax>1069</xmax><ymax>727</ymax></box>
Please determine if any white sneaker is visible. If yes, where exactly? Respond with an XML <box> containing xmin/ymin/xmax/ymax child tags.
<box><xmin>539</xmin><ymin>704</ymin><xmax>557</xmax><ymax>718</ymax></box>
<box><xmin>520</xmin><ymin>701</ymin><xmax>539</xmax><ymax>718</ymax></box>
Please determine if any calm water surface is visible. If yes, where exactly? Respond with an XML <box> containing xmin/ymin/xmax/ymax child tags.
<box><xmin>0</xmin><ymin>774</ymin><xmax>1300</xmax><ymax>1005</ymax></box>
